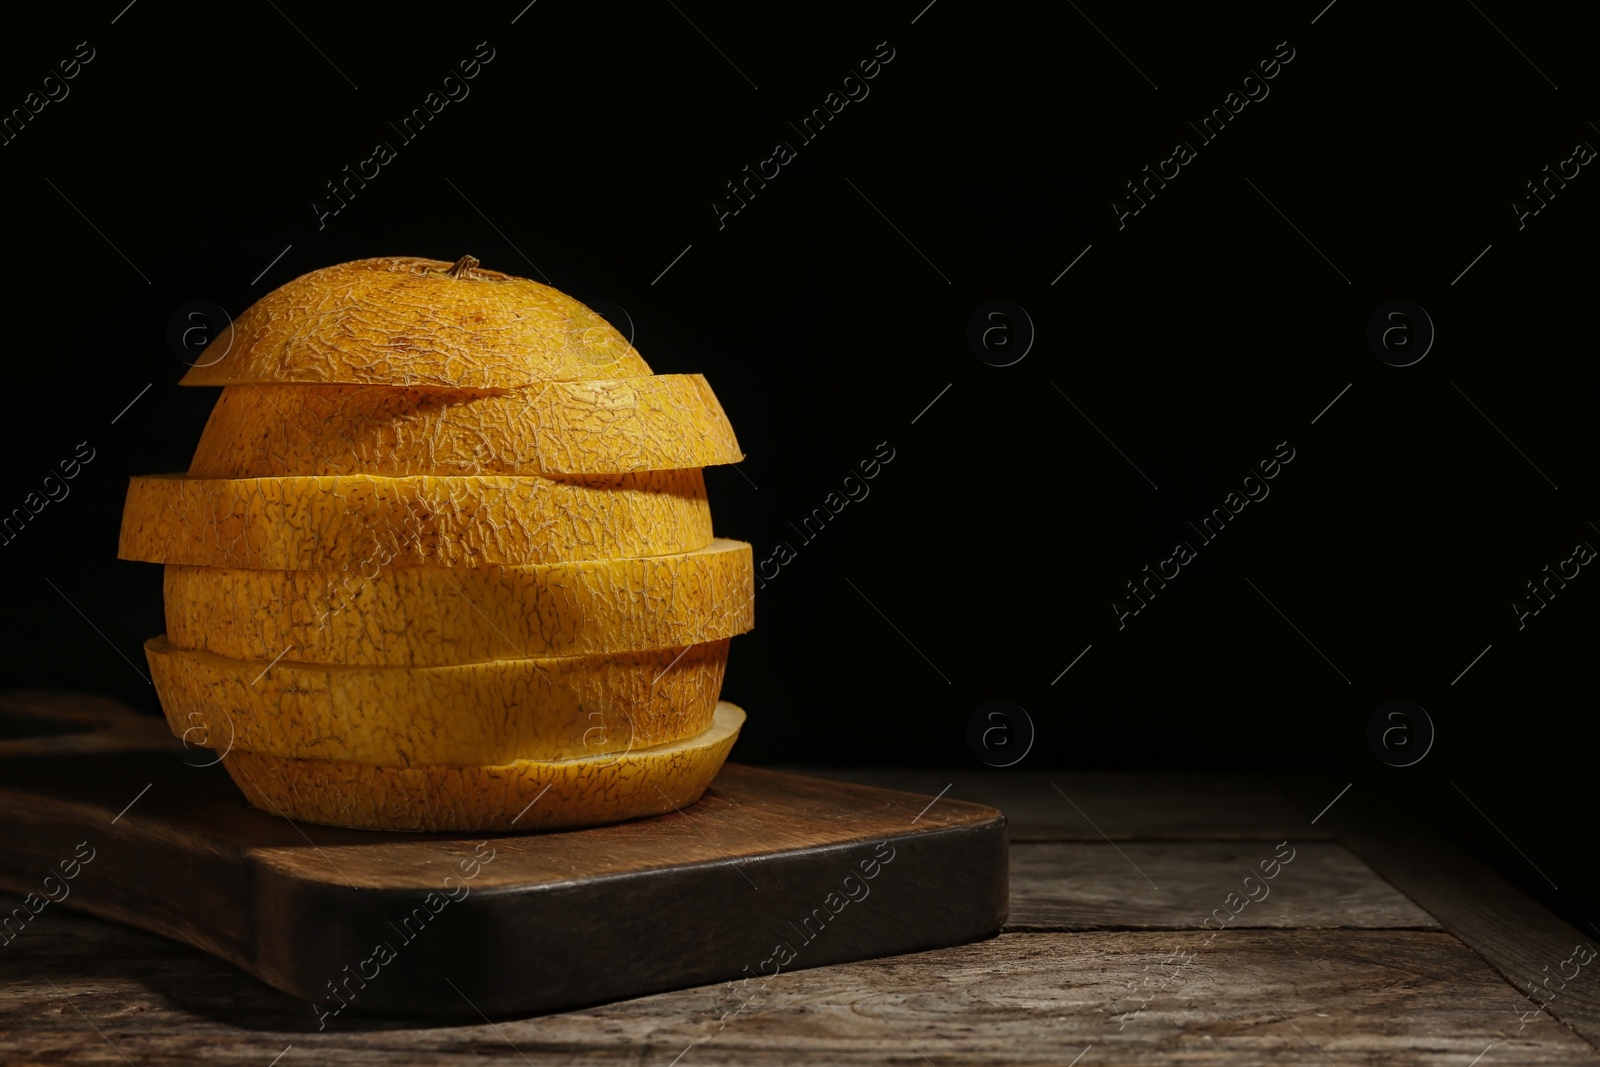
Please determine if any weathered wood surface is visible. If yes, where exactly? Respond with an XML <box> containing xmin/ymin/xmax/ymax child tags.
<box><xmin>4</xmin><ymin>691</ymin><xmax>1598</xmax><ymax>1064</ymax></box>
<box><xmin>5</xmin><ymin>921</ymin><xmax>1596</xmax><ymax>1065</ymax></box>
<box><xmin>1338</xmin><ymin>827</ymin><xmax>1600</xmax><ymax>1052</ymax></box>
<box><xmin>1007</xmin><ymin>842</ymin><xmax>1440</xmax><ymax>931</ymax></box>
<box><xmin>786</xmin><ymin>768</ymin><xmax>1334</xmax><ymax>841</ymax></box>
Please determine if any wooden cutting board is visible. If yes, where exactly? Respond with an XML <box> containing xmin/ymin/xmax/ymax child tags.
<box><xmin>0</xmin><ymin>691</ymin><xmax>1007</xmax><ymax>1022</ymax></box>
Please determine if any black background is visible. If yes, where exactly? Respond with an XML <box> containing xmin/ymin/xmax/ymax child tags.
<box><xmin>1</xmin><ymin>3</ymin><xmax>1595</xmax><ymax>934</ymax></box>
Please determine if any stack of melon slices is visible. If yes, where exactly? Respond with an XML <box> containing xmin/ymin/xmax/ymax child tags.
<box><xmin>118</xmin><ymin>255</ymin><xmax>753</xmax><ymax>832</ymax></box>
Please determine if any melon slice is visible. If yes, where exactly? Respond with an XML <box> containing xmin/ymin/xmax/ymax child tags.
<box><xmin>186</xmin><ymin>375</ymin><xmax>743</xmax><ymax>477</ymax></box>
<box><xmin>146</xmin><ymin>635</ymin><xmax>727</xmax><ymax>766</ymax></box>
<box><xmin>222</xmin><ymin>701</ymin><xmax>746</xmax><ymax>832</ymax></box>
<box><xmin>162</xmin><ymin>540</ymin><xmax>752</xmax><ymax>667</ymax></box>
<box><xmin>180</xmin><ymin>256</ymin><xmax>650</xmax><ymax>388</ymax></box>
<box><xmin>118</xmin><ymin>470</ymin><xmax>711</xmax><ymax>570</ymax></box>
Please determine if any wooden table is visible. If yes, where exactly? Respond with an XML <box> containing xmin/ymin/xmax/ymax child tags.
<box><xmin>5</xmin><ymin>764</ymin><xmax>1597</xmax><ymax>1064</ymax></box>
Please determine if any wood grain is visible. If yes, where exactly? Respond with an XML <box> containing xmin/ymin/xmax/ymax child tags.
<box><xmin>1340</xmin><ymin>828</ymin><xmax>1600</xmax><ymax>1051</ymax></box>
<box><xmin>6</xmin><ymin>924</ymin><xmax>1597</xmax><ymax>1065</ymax></box>
<box><xmin>1007</xmin><ymin>842</ymin><xmax>1440</xmax><ymax>931</ymax></box>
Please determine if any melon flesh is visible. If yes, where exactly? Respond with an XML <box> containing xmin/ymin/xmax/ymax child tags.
<box><xmin>146</xmin><ymin>635</ymin><xmax>727</xmax><ymax>766</ymax></box>
<box><xmin>221</xmin><ymin>702</ymin><xmax>745</xmax><ymax>832</ymax></box>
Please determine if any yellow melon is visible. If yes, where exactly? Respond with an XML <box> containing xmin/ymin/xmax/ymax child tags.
<box><xmin>125</xmin><ymin>255</ymin><xmax>752</xmax><ymax>832</ymax></box>
<box><xmin>118</xmin><ymin>470</ymin><xmax>712</xmax><ymax>570</ymax></box>
<box><xmin>146</xmin><ymin>635</ymin><xmax>727</xmax><ymax>765</ymax></box>
<box><xmin>161</xmin><ymin>539</ymin><xmax>752</xmax><ymax>666</ymax></box>
<box><xmin>180</xmin><ymin>256</ymin><xmax>650</xmax><ymax>388</ymax></box>
<box><xmin>186</xmin><ymin>375</ymin><xmax>742</xmax><ymax>477</ymax></box>
<box><xmin>221</xmin><ymin>702</ymin><xmax>745</xmax><ymax>832</ymax></box>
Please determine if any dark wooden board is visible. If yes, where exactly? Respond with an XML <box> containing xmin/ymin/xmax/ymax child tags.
<box><xmin>0</xmin><ymin>692</ymin><xmax>1007</xmax><ymax>1022</ymax></box>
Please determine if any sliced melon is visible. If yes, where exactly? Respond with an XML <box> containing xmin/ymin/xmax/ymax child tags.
<box><xmin>222</xmin><ymin>702</ymin><xmax>745</xmax><ymax>831</ymax></box>
<box><xmin>180</xmin><ymin>256</ymin><xmax>650</xmax><ymax>388</ymax></box>
<box><xmin>187</xmin><ymin>375</ymin><xmax>742</xmax><ymax>477</ymax></box>
<box><xmin>146</xmin><ymin>635</ymin><xmax>726</xmax><ymax>766</ymax></box>
<box><xmin>118</xmin><ymin>470</ymin><xmax>711</xmax><ymax>570</ymax></box>
<box><xmin>163</xmin><ymin>540</ymin><xmax>752</xmax><ymax>666</ymax></box>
